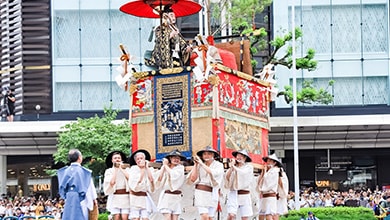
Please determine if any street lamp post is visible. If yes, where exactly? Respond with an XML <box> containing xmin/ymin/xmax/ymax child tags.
<box><xmin>291</xmin><ymin>0</ymin><xmax>301</xmax><ymax>211</ymax></box>
<box><xmin>35</xmin><ymin>105</ymin><xmax>41</xmax><ymax>121</ymax></box>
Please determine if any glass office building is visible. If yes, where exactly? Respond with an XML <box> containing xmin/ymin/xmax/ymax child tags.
<box><xmin>50</xmin><ymin>0</ymin><xmax>390</xmax><ymax>109</ymax></box>
<box><xmin>52</xmin><ymin>0</ymin><xmax>156</xmax><ymax>111</ymax></box>
<box><xmin>273</xmin><ymin>0</ymin><xmax>389</xmax><ymax>108</ymax></box>
<box><xmin>271</xmin><ymin>0</ymin><xmax>390</xmax><ymax>190</ymax></box>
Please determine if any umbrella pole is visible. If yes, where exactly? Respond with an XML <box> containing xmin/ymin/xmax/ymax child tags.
<box><xmin>157</xmin><ymin>0</ymin><xmax>163</xmax><ymax>68</ymax></box>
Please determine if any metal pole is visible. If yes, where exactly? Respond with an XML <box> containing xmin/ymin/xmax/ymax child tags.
<box><xmin>291</xmin><ymin>0</ymin><xmax>300</xmax><ymax>211</ymax></box>
<box><xmin>199</xmin><ymin>0</ymin><xmax>204</xmax><ymax>36</ymax></box>
<box><xmin>204</xmin><ymin>0</ymin><xmax>209</xmax><ymax>36</ymax></box>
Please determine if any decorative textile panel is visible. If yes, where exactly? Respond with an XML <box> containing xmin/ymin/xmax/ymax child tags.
<box><xmin>154</xmin><ymin>71</ymin><xmax>192</xmax><ymax>159</ymax></box>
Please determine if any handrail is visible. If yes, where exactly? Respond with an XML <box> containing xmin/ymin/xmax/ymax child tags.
<box><xmin>38</xmin><ymin>216</ymin><xmax>55</xmax><ymax>219</ymax></box>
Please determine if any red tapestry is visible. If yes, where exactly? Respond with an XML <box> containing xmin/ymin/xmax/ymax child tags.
<box><xmin>132</xmin><ymin>76</ymin><xmax>154</xmax><ymax>113</ymax></box>
<box><xmin>192</xmin><ymin>70</ymin><xmax>269</xmax><ymax>118</ymax></box>
<box><xmin>218</xmin><ymin>72</ymin><xmax>269</xmax><ymax>117</ymax></box>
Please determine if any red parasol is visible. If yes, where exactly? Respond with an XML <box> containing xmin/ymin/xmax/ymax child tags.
<box><xmin>120</xmin><ymin>0</ymin><xmax>202</xmax><ymax>18</ymax></box>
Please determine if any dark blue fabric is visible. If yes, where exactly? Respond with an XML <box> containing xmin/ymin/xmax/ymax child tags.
<box><xmin>57</xmin><ymin>163</ymin><xmax>91</xmax><ymax>220</ymax></box>
<box><xmin>61</xmin><ymin>191</ymin><xmax>85</xmax><ymax>220</ymax></box>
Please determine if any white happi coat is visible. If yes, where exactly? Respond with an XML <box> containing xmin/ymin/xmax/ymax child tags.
<box><xmin>156</xmin><ymin>164</ymin><xmax>185</xmax><ymax>211</ymax></box>
<box><xmin>103</xmin><ymin>167</ymin><xmax>131</xmax><ymax>211</ymax></box>
<box><xmin>224</xmin><ymin>163</ymin><xmax>254</xmax><ymax>211</ymax></box>
<box><xmin>257</xmin><ymin>166</ymin><xmax>280</xmax><ymax>215</ymax></box>
<box><xmin>187</xmin><ymin>160</ymin><xmax>224</xmax><ymax>208</ymax></box>
<box><xmin>128</xmin><ymin>166</ymin><xmax>155</xmax><ymax>210</ymax></box>
<box><xmin>277</xmin><ymin>169</ymin><xmax>289</xmax><ymax>215</ymax></box>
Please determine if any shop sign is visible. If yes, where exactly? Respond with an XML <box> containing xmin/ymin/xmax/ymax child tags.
<box><xmin>316</xmin><ymin>180</ymin><xmax>330</xmax><ymax>187</ymax></box>
<box><xmin>33</xmin><ymin>184</ymin><xmax>51</xmax><ymax>192</ymax></box>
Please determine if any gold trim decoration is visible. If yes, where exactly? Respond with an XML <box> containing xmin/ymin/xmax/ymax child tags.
<box><xmin>159</xmin><ymin>67</ymin><xmax>184</xmax><ymax>75</ymax></box>
<box><xmin>212</xmin><ymin>63</ymin><xmax>228</xmax><ymax>73</ymax></box>
<box><xmin>207</xmin><ymin>75</ymin><xmax>220</xmax><ymax>87</ymax></box>
<box><xmin>128</xmin><ymin>83</ymin><xmax>138</xmax><ymax>95</ymax></box>
<box><xmin>213</xmin><ymin>63</ymin><xmax>270</xmax><ymax>87</ymax></box>
<box><xmin>131</xmin><ymin>67</ymin><xmax>193</xmax><ymax>80</ymax></box>
<box><xmin>133</xmin><ymin>71</ymin><xmax>151</xmax><ymax>79</ymax></box>
<box><xmin>237</xmin><ymin>71</ymin><xmax>252</xmax><ymax>81</ymax></box>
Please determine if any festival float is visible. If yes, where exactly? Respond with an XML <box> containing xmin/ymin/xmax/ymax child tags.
<box><xmin>115</xmin><ymin>0</ymin><xmax>278</xmax><ymax>166</ymax></box>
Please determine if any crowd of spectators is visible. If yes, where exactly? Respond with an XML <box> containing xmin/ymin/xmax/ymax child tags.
<box><xmin>0</xmin><ymin>195</ymin><xmax>63</xmax><ymax>219</ymax></box>
<box><xmin>287</xmin><ymin>187</ymin><xmax>390</xmax><ymax>216</ymax></box>
<box><xmin>0</xmin><ymin>193</ymin><xmax>109</xmax><ymax>220</ymax></box>
<box><xmin>1</xmin><ymin>187</ymin><xmax>389</xmax><ymax>219</ymax></box>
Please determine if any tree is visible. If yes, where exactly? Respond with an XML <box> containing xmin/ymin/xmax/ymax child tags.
<box><xmin>278</xmin><ymin>79</ymin><xmax>335</xmax><ymax>105</ymax></box>
<box><xmin>52</xmin><ymin>106</ymin><xmax>132</xmax><ymax>177</ymax></box>
<box><xmin>211</xmin><ymin>0</ymin><xmax>334</xmax><ymax>105</ymax></box>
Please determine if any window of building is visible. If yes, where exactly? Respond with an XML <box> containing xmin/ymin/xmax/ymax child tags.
<box><xmin>7</xmin><ymin>156</ymin><xmax>54</xmax><ymax>199</ymax></box>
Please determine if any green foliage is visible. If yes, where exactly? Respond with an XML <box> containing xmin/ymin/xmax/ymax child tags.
<box><xmin>278</xmin><ymin>80</ymin><xmax>334</xmax><ymax>105</ymax></box>
<box><xmin>211</xmin><ymin>0</ymin><xmax>272</xmax><ymax>34</ymax></box>
<box><xmin>269</xmin><ymin>28</ymin><xmax>333</xmax><ymax>105</ymax></box>
<box><xmin>45</xmin><ymin>169</ymin><xmax>57</xmax><ymax>177</ymax></box>
<box><xmin>98</xmin><ymin>212</ymin><xmax>110</xmax><ymax>220</ymax></box>
<box><xmin>269</xmin><ymin>27</ymin><xmax>317</xmax><ymax>71</ymax></box>
<box><xmin>53</xmin><ymin>105</ymin><xmax>132</xmax><ymax>176</ymax></box>
<box><xmin>281</xmin><ymin>207</ymin><xmax>376</xmax><ymax>220</ymax></box>
<box><xmin>229</xmin><ymin>0</ymin><xmax>272</xmax><ymax>32</ymax></box>
<box><xmin>245</xmin><ymin>28</ymin><xmax>268</xmax><ymax>69</ymax></box>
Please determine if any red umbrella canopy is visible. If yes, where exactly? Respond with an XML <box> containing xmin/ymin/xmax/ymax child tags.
<box><xmin>120</xmin><ymin>0</ymin><xmax>202</xmax><ymax>18</ymax></box>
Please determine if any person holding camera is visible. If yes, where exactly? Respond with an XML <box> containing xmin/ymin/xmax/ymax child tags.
<box><xmin>104</xmin><ymin>151</ymin><xmax>130</xmax><ymax>220</ymax></box>
<box><xmin>1</xmin><ymin>87</ymin><xmax>16</xmax><ymax>122</ymax></box>
<box><xmin>224</xmin><ymin>149</ymin><xmax>254</xmax><ymax>220</ymax></box>
<box><xmin>306</xmin><ymin>211</ymin><xmax>319</xmax><ymax>220</ymax></box>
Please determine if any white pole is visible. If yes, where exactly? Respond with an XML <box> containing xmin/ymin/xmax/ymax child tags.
<box><xmin>291</xmin><ymin>0</ymin><xmax>300</xmax><ymax>211</ymax></box>
<box><xmin>221</xmin><ymin>1</ymin><xmax>227</xmax><ymax>38</ymax></box>
<box><xmin>204</xmin><ymin>0</ymin><xmax>209</xmax><ymax>36</ymax></box>
<box><xmin>199</xmin><ymin>0</ymin><xmax>204</xmax><ymax>36</ymax></box>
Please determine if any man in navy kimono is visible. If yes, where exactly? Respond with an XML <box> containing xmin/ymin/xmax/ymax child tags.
<box><xmin>58</xmin><ymin>149</ymin><xmax>97</xmax><ymax>220</ymax></box>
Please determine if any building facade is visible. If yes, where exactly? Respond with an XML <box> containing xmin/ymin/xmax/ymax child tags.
<box><xmin>0</xmin><ymin>0</ymin><xmax>390</xmax><ymax>197</ymax></box>
<box><xmin>271</xmin><ymin>0</ymin><xmax>390</xmax><ymax>191</ymax></box>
